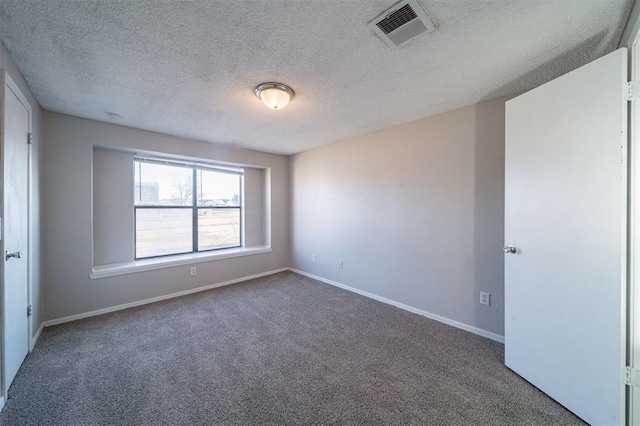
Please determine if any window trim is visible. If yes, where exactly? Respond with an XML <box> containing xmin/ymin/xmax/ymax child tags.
<box><xmin>134</xmin><ymin>155</ymin><xmax>243</xmax><ymax>175</ymax></box>
<box><xmin>133</xmin><ymin>156</ymin><xmax>244</xmax><ymax>260</ymax></box>
<box><xmin>90</xmin><ymin>245</ymin><xmax>272</xmax><ymax>280</ymax></box>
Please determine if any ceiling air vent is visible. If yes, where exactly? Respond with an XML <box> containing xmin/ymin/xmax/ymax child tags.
<box><xmin>368</xmin><ymin>0</ymin><xmax>436</xmax><ymax>48</ymax></box>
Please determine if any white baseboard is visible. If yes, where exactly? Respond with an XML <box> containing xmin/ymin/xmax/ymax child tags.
<box><xmin>42</xmin><ymin>267</ymin><xmax>505</xmax><ymax>344</ymax></box>
<box><xmin>30</xmin><ymin>322</ymin><xmax>44</xmax><ymax>351</ymax></box>
<box><xmin>0</xmin><ymin>396</ymin><xmax>4</xmax><ymax>412</ymax></box>
<box><xmin>289</xmin><ymin>268</ymin><xmax>505</xmax><ymax>344</ymax></box>
<box><xmin>44</xmin><ymin>268</ymin><xmax>289</xmax><ymax>327</ymax></box>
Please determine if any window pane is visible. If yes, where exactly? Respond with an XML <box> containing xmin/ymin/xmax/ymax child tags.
<box><xmin>197</xmin><ymin>170</ymin><xmax>241</xmax><ymax>207</ymax></box>
<box><xmin>136</xmin><ymin>208</ymin><xmax>192</xmax><ymax>258</ymax></box>
<box><xmin>198</xmin><ymin>208</ymin><xmax>240</xmax><ymax>250</ymax></box>
<box><xmin>134</xmin><ymin>161</ymin><xmax>193</xmax><ymax>206</ymax></box>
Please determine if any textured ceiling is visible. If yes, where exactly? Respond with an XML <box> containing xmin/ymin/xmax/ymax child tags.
<box><xmin>0</xmin><ymin>0</ymin><xmax>633</xmax><ymax>155</ymax></box>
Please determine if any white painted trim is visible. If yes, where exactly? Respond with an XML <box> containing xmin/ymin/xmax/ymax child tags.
<box><xmin>45</xmin><ymin>268</ymin><xmax>288</xmax><ymax>326</ymax></box>
<box><xmin>48</xmin><ymin>266</ymin><xmax>505</xmax><ymax>345</ymax></box>
<box><xmin>0</xmin><ymin>396</ymin><xmax>5</xmax><ymax>412</ymax></box>
<box><xmin>90</xmin><ymin>246</ymin><xmax>272</xmax><ymax>279</ymax></box>
<box><xmin>289</xmin><ymin>268</ymin><xmax>505</xmax><ymax>344</ymax></box>
<box><xmin>630</xmin><ymin>20</ymin><xmax>640</xmax><ymax>426</ymax></box>
<box><xmin>29</xmin><ymin>322</ymin><xmax>43</xmax><ymax>352</ymax></box>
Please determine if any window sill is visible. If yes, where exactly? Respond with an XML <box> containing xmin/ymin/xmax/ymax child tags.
<box><xmin>90</xmin><ymin>246</ymin><xmax>272</xmax><ymax>280</ymax></box>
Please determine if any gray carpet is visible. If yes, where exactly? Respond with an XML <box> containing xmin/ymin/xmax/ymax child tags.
<box><xmin>0</xmin><ymin>271</ymin><xmax>583</xmax><ymax>425</ymax></box>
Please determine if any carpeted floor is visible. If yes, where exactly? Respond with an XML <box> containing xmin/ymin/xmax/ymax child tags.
<box><xmin>0</xmin><ymin>271</ymin><xmax>584</xmax><ymax>425</ymax></box>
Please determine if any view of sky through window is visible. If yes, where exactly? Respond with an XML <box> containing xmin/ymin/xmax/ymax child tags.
<box><xmin>135</xmin><ymin>161</ymin><xmax>240</xmax><ymax>207</ymax></box>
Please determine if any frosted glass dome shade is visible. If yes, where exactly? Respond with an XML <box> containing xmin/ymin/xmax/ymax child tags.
<box><xmin>255</xmin><ymin>83</ymin><xmax>295</xmax><ymax>110</ymax></box>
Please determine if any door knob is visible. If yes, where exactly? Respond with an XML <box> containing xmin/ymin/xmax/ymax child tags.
<box><xmin>5</xmin><ymin>250</ymin><xmax>21</xmax><ymax>261</ymax></box>
<box><xmin>503</xmin><ymin>245</ymin><xmax>517</xmax><ymax>254</ymax></box>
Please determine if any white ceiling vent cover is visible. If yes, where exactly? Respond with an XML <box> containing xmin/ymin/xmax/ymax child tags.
<box><xmin>368</xmin><ymin>0</ymin><xmax>436</xmax><ymax>48</ymax></box>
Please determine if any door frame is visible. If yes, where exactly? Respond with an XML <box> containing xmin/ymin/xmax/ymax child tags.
<box><xmin>616</xmin><ymin>2</ymin><xmax>640</xmax><ymax>423</ymax></box>
<box><xmin>0</xmin><ymin>70</ymin><xmax>33</xmax><ymax>399</ymax></box>
<box><xmin>622</xmin><ymin>4</ymin><xmax>640</xmax><ymax>421</ymax></box>
<box><xmin>631</xmin><ymin>28</ymin><xmax>640</xmax><ymax>426</ymax></box>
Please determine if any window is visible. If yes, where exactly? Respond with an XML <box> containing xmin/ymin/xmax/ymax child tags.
<box><xmin>134</xmin><ymin>156</ymin><xmax>242</xmax><ymax>259</ymax></box>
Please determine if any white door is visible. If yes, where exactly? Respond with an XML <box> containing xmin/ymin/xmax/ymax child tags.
<box><xmin>505</xmin><ymin>48</ymin><xmax>627</xmax><ymax>425</ymax></box>
<box><xmin>2</xmin><ymin>72</ymin><xmax>31</xmax><ymax>393</ymax></box>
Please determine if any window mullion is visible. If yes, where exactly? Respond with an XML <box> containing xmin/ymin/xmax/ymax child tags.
<box><xmin>192</xmin><ymin>167</ymin><xmax>198</xmax><ymax>253</ymax></box>
<box><xmin>239</xmin><ymin>174</ymin><xmax>243</xmax><ymax>248</ymax></box>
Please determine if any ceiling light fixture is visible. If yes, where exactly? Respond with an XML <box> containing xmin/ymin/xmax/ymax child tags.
<box><xmin>254</xmin><ymin>82</ymin><xmax>295</xmax><ymax>110</ymax></box>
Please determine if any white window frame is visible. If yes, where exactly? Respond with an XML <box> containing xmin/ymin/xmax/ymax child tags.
<box><xmin>133</xmin><ymin>156</ymin><xmax>244</xmax><ymax>260</ymax></box>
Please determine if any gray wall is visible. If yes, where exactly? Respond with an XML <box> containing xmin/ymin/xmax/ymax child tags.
<box><xmin>93</xmin><ymin>148</ymin><xmax>134</xmax><ymax>265</ymax></box>
<box><xmin>243</xmin><ymin>167</ymin><xmax>267</xmax><ymax>247</ymax></box>
<box><xmin>0</xmin><ymin>42</ymin><xmax>44</xmax><ymax>343</ymax></box>
<box><xmin>290</xmin><ymin>95</ymin><xmax>511</xmax><ymax>337</ymax></box>
<box><xmin>44</xmin><ymin>112</ymin><xmax>289</xmax><ymax>320</ymax></box>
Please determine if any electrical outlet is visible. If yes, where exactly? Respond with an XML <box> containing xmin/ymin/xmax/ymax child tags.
<box><xmin>480</xmin><ymin>292</ymin><xmax>490</xmax><ymax>306</ymax></box>
<box><xmin>312</xmin><ymin>254</ymin><xmax>316</xmax><ymax>262</ymax></box>
<box><xmin>190</xmin><ymin>267</ymin><xmax>197</xmax><ymax>276</ymax></box>
<box><xmin>338</xmin><ymin>260</ymin><xmax>344</xmax><ymax>269</ymax></box>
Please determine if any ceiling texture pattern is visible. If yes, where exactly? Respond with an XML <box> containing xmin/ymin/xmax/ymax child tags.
<box><xmin>0</xmin><ymin>0</ymin><xmax>633</xmax><ymax>155</ymax></box>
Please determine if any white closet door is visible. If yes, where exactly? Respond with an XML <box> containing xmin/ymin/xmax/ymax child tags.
<box><xmin>3</xmin><ymin>72</ymin><xmax>31</xmax><ymax>393</ymax></box>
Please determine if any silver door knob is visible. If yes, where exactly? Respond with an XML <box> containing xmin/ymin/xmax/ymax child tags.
<box><xmin>503</xmin><ymin>245</ymin><xmax>517</xmax><ymax>254</ymax></box>
<box><xmin>5</xmin><ymin>250</ymin><xmax>21</xmax><ymax>261</ymax></box>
